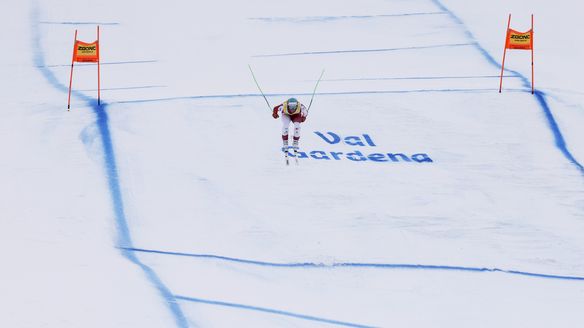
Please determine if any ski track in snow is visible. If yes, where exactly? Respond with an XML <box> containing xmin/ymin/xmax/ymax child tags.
<box><xmin>123</xmin><ymin>247</ymin><xmax>584</xmax><ymax>281</ymax></box>
<box><xmin>39</xmin><ymin>21</ymin><xmax>120</xmax><ymax>25</ymax></box>
<box><xmin>30</xmin><ymin>0</ymin><xmax>584</xmax><ymax>327</ymax></box>
<box><xmin>38</xmin><ymin>59</ymin><xmax>159</xmax><ymax>68</ymax></box>
<box><xmin>248</xmin><ymin>11</ymin><xmax>447</xmax><ymax>23</ymax></box>
<box><xmin>30</xmin><ymin>2</ymin><xmax>189</xmax><ymax>328</ymax></box>
<box><xmin>77</xmin><ymin>85</ymin><xmax>167</xmax><ymax>92</ymax></box>
<box><xmin>322</xmin><ymin>74</ymin><xmax>520</xmax><ymax>81</ymax></box>
<box><xmin>175</xmin><ymin>296</ymin><xmax>375</xmax><ymax>328</ymax></box>
<box><xmin>110</xmin><ymin>88</ymin><xmax>528</xmax><ymax>105</ymax></box>
<box><xmin>253</xmin><ymin>42</ymin><xmax>474</xmax><ymax>57</ymax></box>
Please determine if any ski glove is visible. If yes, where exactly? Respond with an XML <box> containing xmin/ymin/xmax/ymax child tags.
<box><xmin>301</xmin><ymin>116</ymin><xmax>306</xmax><ymax>122</ymax></box>
<box><xmin>272</xmin><ymin>109</ymin><xmax>279</xmax><ymax>119</ymax></box>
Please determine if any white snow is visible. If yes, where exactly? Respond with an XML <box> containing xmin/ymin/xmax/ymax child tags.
<box><xmin>1</xmin><ymin>0</ymin><xmax>583</xmax><ymax>327</ymax></box>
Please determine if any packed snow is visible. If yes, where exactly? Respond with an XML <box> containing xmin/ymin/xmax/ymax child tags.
<box><xmin>1</xmin><ymin>0</ymin><xmax>583</xmax><ymax>327</ymax></box>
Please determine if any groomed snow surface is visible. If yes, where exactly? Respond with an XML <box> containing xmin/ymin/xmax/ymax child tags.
<box><xmin>1</xmin><ymin>0</ymin><xmax>584</xmax><ymax>327</ymax></box>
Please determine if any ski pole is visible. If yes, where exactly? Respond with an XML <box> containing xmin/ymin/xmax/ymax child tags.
<box><xmin>307</xmin><ymin>69</ymin><xmax>325</xmax><ymax>113</ymax></box>
<box><xmin>248</xmin><ymin>64</ymin><xmax>272</xmax><ymax>110</ymax></box>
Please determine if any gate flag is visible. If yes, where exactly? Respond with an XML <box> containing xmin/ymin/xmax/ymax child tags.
<box><xmin>74</xmin><ymin>40</ymin><xmax>99</xmax><ymax>62</ymax></box>
<box><xmin>507</xmin><ymin>29</ymin><xmax>533</xmax><ymax>50</ymax></box>
<box><xmin>499</xmin><ymin>14</ymin><xmax>534</xmax><ymax>94</ymax></box>
<box><xmin>67</xmin><ymin>26</ymin><xmax>101</xmax><ymax>110</ymax></box>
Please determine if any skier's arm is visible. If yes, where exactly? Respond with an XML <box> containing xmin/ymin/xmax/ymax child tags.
<box><xmin>300</xmin><ymin>104</ymin><xmax>307</xmax><ymax>122</ymax></box>
<box><xmin>272</xmin><ymin>104</ymin><xmax>282</xmax><ymax>119</ymax></box>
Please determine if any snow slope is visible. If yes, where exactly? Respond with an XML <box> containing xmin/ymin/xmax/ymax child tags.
<box><xmin>1</xmin><ymin>0</ymin><xmax>583</xmax><ymax>327</ymax></box>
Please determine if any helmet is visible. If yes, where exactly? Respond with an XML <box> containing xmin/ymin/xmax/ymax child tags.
<box><xmin>287</xmin><ymin>98</ymin><xmax>298</xmax><ymax>110</ymax></box>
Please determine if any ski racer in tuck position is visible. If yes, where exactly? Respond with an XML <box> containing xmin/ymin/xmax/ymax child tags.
<box><xmin>272</xmin><ymin>97</ymin><xmax>307</xmax><ymax>152</ymax></box>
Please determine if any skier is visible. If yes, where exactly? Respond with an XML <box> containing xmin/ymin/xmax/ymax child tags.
<box><xmin>272</xmin><ymin>97</ymin><xmax>307</xmax><ymax>152</ymax></box>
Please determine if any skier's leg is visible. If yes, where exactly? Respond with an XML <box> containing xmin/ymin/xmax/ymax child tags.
<box><xmin>292</xmin><ymin>121</ymin><xmax>301</xmax><ymax>148</ymax></box>
<box><xmin>281</xmin><ymin>115</ymin><xmax>291</xmax><ymax>149</ymax></box>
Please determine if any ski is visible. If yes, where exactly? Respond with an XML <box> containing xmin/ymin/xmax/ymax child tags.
<box><xmin>282</xmin><ymin>146</ymin><xmax>301</xmax><ymax>166</ymax></box>
<box><xmin>283</xmin><ymin>146</ymin><xmax>290</xmax><ymax>165</ymax></box>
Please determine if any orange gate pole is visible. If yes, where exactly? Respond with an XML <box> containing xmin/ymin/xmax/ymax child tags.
<box><xmin>531</xmin><ymin>14</ymin><xmax>534</xmax><ymax>94</ymax></box>
<box><xmin>97</xmin><ymin>26</ymin><xmax>101</xmax><ymax>105</ymax></box>
<box><xmin>67</xmin><ymin>30</ymin><xmax>78</xmax><ymax>110</ymax></box>
<box><xmin>499</xmin><ymin>14</ymin><xmax>511</xmax><ymax>93</ymax></box>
